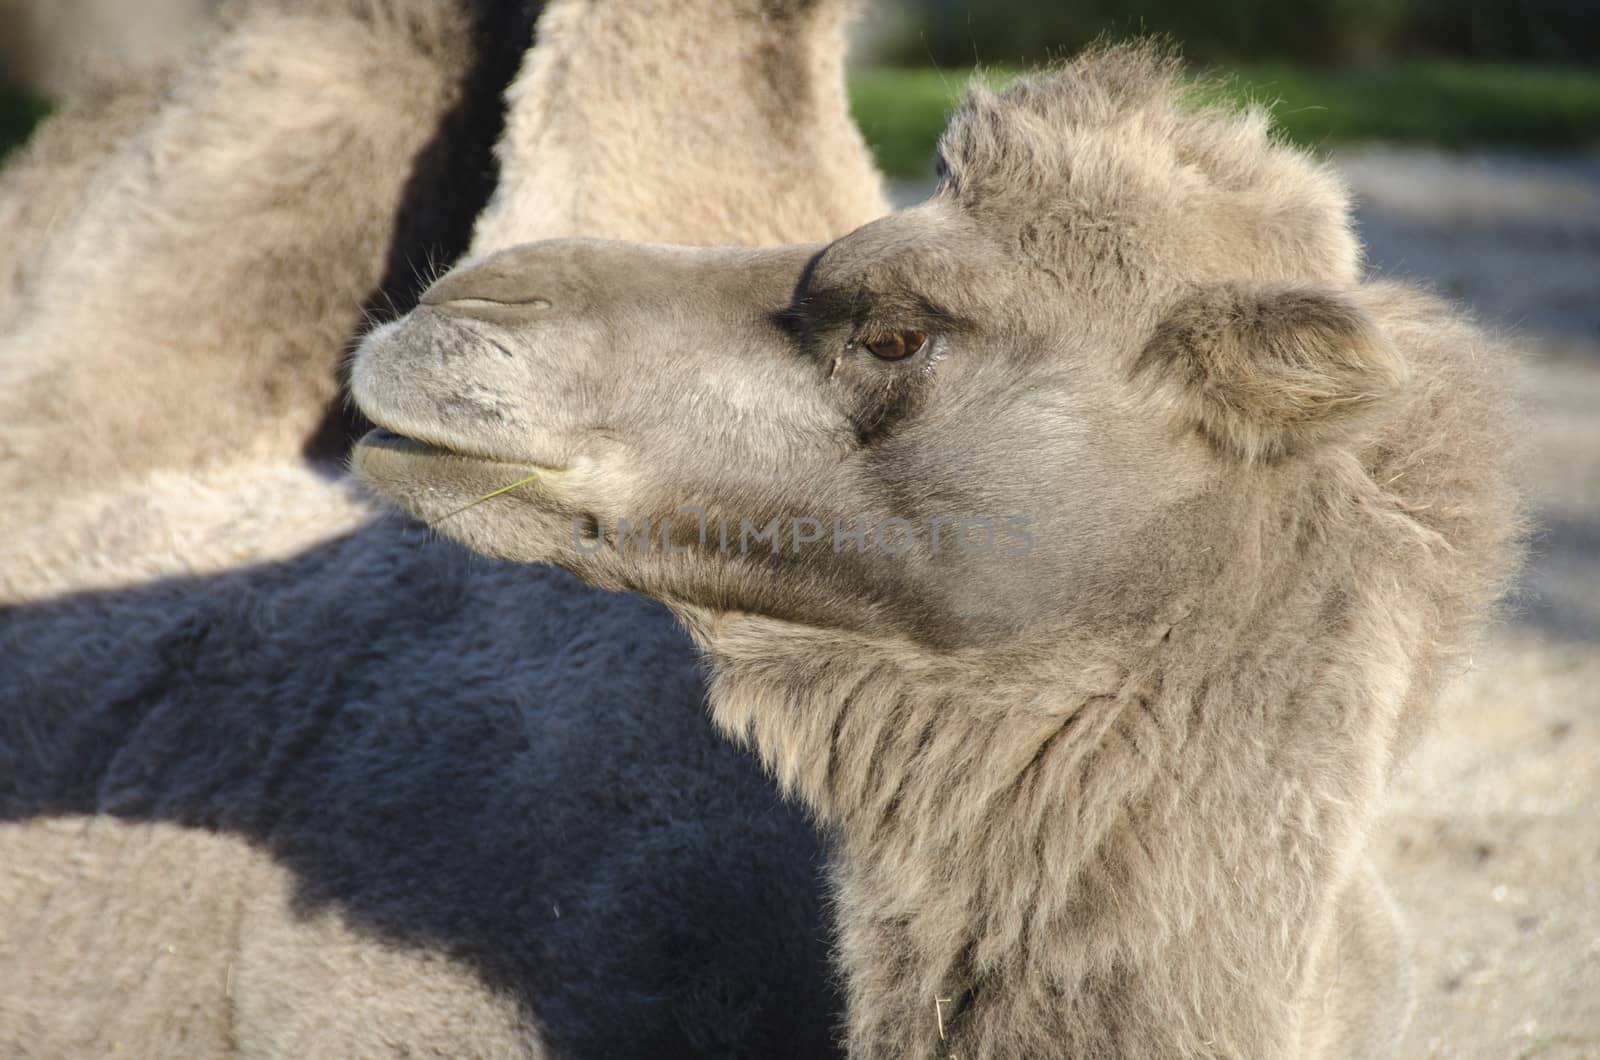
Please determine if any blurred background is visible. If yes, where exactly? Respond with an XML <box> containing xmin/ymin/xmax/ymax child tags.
<box><xmin>1</xmin><ymin>0</ymin><xmax>214</xmax><ymax>105</ymax></box>
<box><xmin>850</xmin><ymin>0</ymin><xmax>1600</xmax><ymax>179</ymax></box>
<box><xmin>3</xmin><ymin>0</ymin><xmax>1599</xmax><ymax>173</ymax></box>
<box><xmin>2</xmin><ymin>3</ymin><xmax>1597</xmax><ymax>1057</ymax></box>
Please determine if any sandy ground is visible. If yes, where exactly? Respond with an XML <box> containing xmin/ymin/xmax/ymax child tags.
<box><xmin>1339</xmin><ymin>147</ymin><xmax>1600</xmax><ymax>1060</ymax></box>
<box><xmin>917</xmin><ymin>147</ymin><xmax>1600</xmax><ymax>1057</ymax></box>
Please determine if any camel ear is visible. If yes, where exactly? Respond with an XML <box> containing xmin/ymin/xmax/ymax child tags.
<box><xmin>1134</xmin><ymin>284</ymin><xmax>1406</xmax><ymax>462</ymax></box>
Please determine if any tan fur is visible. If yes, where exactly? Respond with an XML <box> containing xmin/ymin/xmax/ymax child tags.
<box><xmin>2</xmin><ymin>0</ymin><xmax>887</xmax><ymax>1055</ymax></box>
<box><xmin>354</xmin><ymin>44</ymin><xmax>1525</xmax><ymax>1059</ymax></box>
<box><xmin>0</xmin><ymin>817</ymin><xmax>537</xmax><ymax>1056</ymax></box>
<box><xmin>1135</xmin><ymin>283</ymin><xmax>1409</xmax><ymax>463</ymax></box>
<box><xmin>0</xmin><ymin>66</ymin><xmax>179</xmax><ymax>333</ymax></box>
<box><xmin>0</xmin><ymin>0</ymin><xmax>476</xmax><ymax>529</ymax></box>
<box><xmin>0</xmin><ymin>0</ymin><xmax>217</xmax><ymax>97</ymax></box>
<box><xmin>471</xmin><ymin>0</ymin><xmax>884</xmax><ymax>253</ymax></box>
<box><xmin>938</xmin><ymin>48</ymin><xmax>1362</xmax><ymax>289</ymax></box>
<box><xmin>1</xmin><ymin>0</ymin><xmax>887</xmax><ymax>598</ymax></box>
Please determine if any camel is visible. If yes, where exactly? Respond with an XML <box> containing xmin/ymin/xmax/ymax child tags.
<box><xmin>0</xmin><ymin>0</ymin><xmax>540</xmax><ymax>532</ymax></box>
<box><xmin>1</xmin><ymin>0</ymin><xmax>884</xmax><ymax>597</ymax></box>
<box><xmin>352</xmin><ymin>45</ymin><xmax>1525</xmax><ymax>1058</ymax></box>
<box><xmin>2</xmin><ymin>0</ymin><xmax>886</xmax><ymax>1054</ymax></box>
<box><xmin>0</xmin><ymin>69</ymin><xmax>171</xmax><ymax>334</ymax></box>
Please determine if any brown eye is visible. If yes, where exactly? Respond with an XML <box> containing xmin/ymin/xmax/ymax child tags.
<box><xmin>864</xmin><ymin>329</ymin><xmax>927</xmax><ymax>361</ymax></box>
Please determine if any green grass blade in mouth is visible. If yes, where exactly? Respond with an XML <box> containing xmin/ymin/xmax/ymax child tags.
<box><xmin>437</xmin><ymin>471</ymin><xmax>542</xmax><ymax>522</ymax></box>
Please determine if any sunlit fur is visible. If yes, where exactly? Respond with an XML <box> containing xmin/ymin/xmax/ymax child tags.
<box><xmin>1</xmin><ymin>0</ymin><xmax>887</xmax><ymax>1056</ymax></box>
<box><xmin>0</xmin><ymin>1</ymin><xmax>479</xmax><ymax>525</ymax></box>
<box><xmin>1</xmin><ymin>0</ymin><xmax>886</xmax><ymax>597</ymax></box>
<box><xmin>356</xmin><ymin>44</ymin><xmax>1525</xmax><ymax>1058</ymax></box>
<box><xmin>709</xmin><ymin>49</ymin><xmax>1525</xmax><ymax>1057</ymax></box>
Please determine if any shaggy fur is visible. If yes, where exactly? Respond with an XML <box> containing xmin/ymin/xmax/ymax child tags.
<box><xmin>1134</xmin><ymin>283</ymin><xmax>1408</xmax><ymax>463</ymax></box>
<box><xmin>1</xmin><ymin>509</ymin><xmax>836</xmax><ymax>1057</ymax></box>
<box><xmin>353</xmin><ymin>44</ymin><xmax>1524</xmax><ymax>1059</ymax></box>
<box><xmin>469</xmin><ymin>0</ymin><xmax>884</xmax><ymax>253</ymax></box>
<box><xmin>0</xmin><ymin>66</ymin><xmax>175</xmax><ymax>334</ymax></box>
<box><xmin>1</xmin><ymin>0</ymin><xmax>887</xmax><ymax>1055</ymax></box>
<box><xmin>0</xmin><ymin>0</ymin><xmax>542</xmax><ymax>535</ymax></box>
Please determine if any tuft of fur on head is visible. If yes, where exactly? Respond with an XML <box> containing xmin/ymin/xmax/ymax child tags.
<box><xmin>1133</xmin><ymin>283</ymin><xmax>1409</xmax><ymax>463</ymax></box>
<box><xmin>936</xmin><ymin>42</ymin><xmax>1360</xmax><ymax>289</ymax></box>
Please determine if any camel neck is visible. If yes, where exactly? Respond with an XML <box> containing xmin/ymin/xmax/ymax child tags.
<box><xmin>691</xmin><ymin>562</ymin><xmax>1394</xmax><ymax>1056</ymax></box>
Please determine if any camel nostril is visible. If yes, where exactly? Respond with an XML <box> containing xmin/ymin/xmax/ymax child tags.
<box><xmin>426</xmin><ymin>295</ymin><xmax>553</xmax><ymax>313</ymax></box>
<box><xmin>420</xmin><ymin>286</ymin><xmax>556</xmax><ymax>325</ymax></box>
<box><xmin>419</xmin><ymin>266</ymin><xmax>555</xmax><ymax>312</ymax></box>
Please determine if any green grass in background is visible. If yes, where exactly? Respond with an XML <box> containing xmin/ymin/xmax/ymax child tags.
<box><xmin>4</xmin><ymin>64</ymin><xmax>1598</xmax><ymax>180</ymax></box>
<box><xmin>850</xmin><ymin>62</ymin><xmax>1600</xmax><ymax>179</ymax></box>
<box><xmin>0</xmin><ymin>89</ymin><xmax>49</xmax><ymax>160</ymax></box>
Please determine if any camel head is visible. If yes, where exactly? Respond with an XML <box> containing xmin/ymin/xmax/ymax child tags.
<box><xmin>351</xmin><ymin>47</ymin><xmax>1405</xmax><ymax>652</ymax></box>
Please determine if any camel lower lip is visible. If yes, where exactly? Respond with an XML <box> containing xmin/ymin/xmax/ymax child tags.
<box><xmin>356</xmin><ymin>428</ymin><xmax>565</xmax><ymax>473</ymax></box>
<box><xmin>350</xmin><ymin>427</ymin><xmax>567</xmax><ymax>526</ymax></box>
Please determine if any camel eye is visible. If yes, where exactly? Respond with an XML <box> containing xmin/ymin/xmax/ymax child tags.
<box><xmin>864</xmin><ymin>330</ymin><xmax>927</xmax><ymax>361</ymax></box>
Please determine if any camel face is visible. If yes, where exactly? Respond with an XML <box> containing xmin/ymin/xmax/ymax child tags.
<box><xmin>353</xmin><ymin>204</ymin><xmax>1222</xmax><ymax>646</ymax></box>
<box><xmin>353</xmin><ymin>56</ymin><xmax>1407</xmax><ymax>648</ymax></box>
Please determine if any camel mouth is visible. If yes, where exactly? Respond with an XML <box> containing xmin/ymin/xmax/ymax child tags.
<box><xmin>360</xmin><ymin>427</ymin><xmax>445</xmax><ymax>456</ymax></box>
<box><xmin>354</xmin><ymin>426</ymin><xmax>567</xmax><ymax>475</ymax></box>
<box><xmin>351</xmin><ymin>426</ymin><xmax>569</xmax><ymax>506</ymax></box>
<box><xmin>351</xmin><ymin>426</ymin><xmax>572</xmax><ymax>528</ymax></box>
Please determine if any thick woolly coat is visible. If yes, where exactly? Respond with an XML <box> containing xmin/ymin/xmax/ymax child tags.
<box><xmin>0</xmin><ymin>0</ymin><xmax>885</xmax><ymax>1055</ymax></box>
